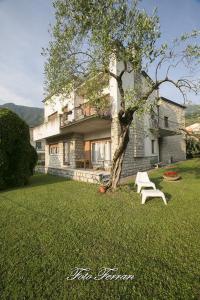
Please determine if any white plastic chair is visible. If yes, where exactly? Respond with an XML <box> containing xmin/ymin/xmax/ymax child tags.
<box><xmin>135</xmin><ymin>172</ymin><xmax>156</xmax><ymax>193</ymax></box>
<box><xmin>134</xmin><ymin>172</ymin><xmax>143</xmax><ymax>186</ymax></box>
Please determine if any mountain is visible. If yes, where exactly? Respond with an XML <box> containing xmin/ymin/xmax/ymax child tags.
<box><xmin>0</xmin><ymin>99</ymin><xmax>5</xmax><ymax>105</ymax></box>
<box><xmin>185</xmin><ymin>104</ymin><xmax>200</xmax><ymax>126</ymax></box>
<box><xmin>0</xmin><ymin>103</ymin><xmax>44</xmax><ymax>127</ymax></box>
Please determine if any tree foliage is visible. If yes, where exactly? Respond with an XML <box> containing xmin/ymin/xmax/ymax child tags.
<box><xmin>44</xmin><ymin>0</ymin><xmax>162</xmax><ymax>97</ymax></box>
<box><xmin>0</xmin><ymin>109</ymin><xmax>37</xmax><ymax>190</ymax></box>
<box><xmin>44</xmin><ymin>0</ymin><xmax>200</xmax><ymax>101</ymax></box>
<box><xmin>186</xmin><ymin>137</ymin><xmax>200</xmax><ymax>158</ymax></box>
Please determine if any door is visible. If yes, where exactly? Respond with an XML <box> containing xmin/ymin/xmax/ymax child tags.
<box><xmin>91</xmin><ymin>140</ymin><xmax>111</xmax><ymax>166</ymax></box>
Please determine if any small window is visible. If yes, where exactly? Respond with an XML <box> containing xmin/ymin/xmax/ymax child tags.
<box><xmin>36</xmin><ymin>141</ymin><xmax>42</xmax><ymax>150</ymax></box>
<box><xmin>164</xmin><ymin>116</ymin><xmax>169</xmax><ymax>128</ymax></box>
<box><xmin>151</xmin><ymin>140</ymin><xmax>155</xmax><ymax>154</ymax></box>
<box><xmin>49</xmin><ymin>144</ymin><xmax>59</xmax><ymax>155</ymax></box>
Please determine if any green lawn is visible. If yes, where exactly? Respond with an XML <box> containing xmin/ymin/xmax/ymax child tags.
<box><xmin>0</xmin><ymin>159</ymin><xmax>200</xmax><ymax>299</ymax></box>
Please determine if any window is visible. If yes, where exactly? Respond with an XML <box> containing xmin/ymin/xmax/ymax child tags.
<box><xmin>63</xmin><ymin>142</ymin><xmax>70</xmax><ymax>164</ymax></box>
<box><xmin>48</xmin><ymin>112</ymin><xmax>58</xmax><ymax>121</ymax></box>
<box><xmin>36</xmin><ymin>141</ymin><xmax>42</xmax><ymax>150</ymax></box>
<box><xmin>164</xmin><ymin>116</ymin><xmax>169</xmax><ymax>128</ymax></box>
<box><xmin>49</xmin><ymin>144</ymin><xmax>59</xmax><ymax>155</ymax></box>
<box><xmin>91</xmin><ymin>140</ymin><xmax>111</xmax><ymax>163</ymax></box>
<box><xmin>151</xmin><ymin>140</ymin><xmax>155</xmax><ymax>154</ymax></box>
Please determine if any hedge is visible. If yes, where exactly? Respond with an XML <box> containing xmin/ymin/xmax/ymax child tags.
<box><xmin>0</xmin><ymin>108</ymin><xmax>37</xmax><ymax>190</ymax></box>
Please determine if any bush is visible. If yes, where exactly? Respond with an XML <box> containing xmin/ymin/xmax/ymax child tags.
<box><xmin>0</xmin><ymin>108</ymin><xmax>38</xmax><ymax>190</ymax></box>
<box><xmin>186</xmin><ymin>137</ymin><xmax>200</xmax><ymax>159</ymax></box>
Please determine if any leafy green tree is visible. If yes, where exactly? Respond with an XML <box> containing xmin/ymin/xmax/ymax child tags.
<box><xmin>186</xmin><ymin>137</ymin><xmax>200</xmax><ymax>158</ymax></box>
<box><xmin>0</xmin><ymin>109</ymin><xmax>37</xmax><ymax>190</ymax></box>
<box><xmin>184</xmin><ymin>128</ymin><xmax>200</xmax><ymax>158</ymax></box>
<box><xmin>44</xmin><ymin>0</ymin><xmax>200</xmax><ymax>190</ymax></box>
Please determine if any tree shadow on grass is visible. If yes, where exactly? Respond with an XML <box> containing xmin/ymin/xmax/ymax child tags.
<box><xmin>0</xmin><ymin>173</ymin><xmax>70</xmax><ymax>194</ymax></box>
<box><xmin>31</xmin><ymin>173</ymin><xmax>69</xmax><ymax>187</ymax></box>
<box><xmin>151</xmin><ymin>176</ymin><xmax>164</xmax><ymax>189</ymax></box>
<box><xmin>173</xmin><ymin>166</ymin><xmax>200</xmax><ymax>179</ymax></box>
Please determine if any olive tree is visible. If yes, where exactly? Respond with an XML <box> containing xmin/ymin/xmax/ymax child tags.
<box><xmin>43</xmin><ymin>0</ymin><xmax>200</xmax><ymax>190</ymax></box>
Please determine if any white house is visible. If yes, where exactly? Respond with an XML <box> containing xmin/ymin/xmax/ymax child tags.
<box><xmin>33</xmin><ymin>59</ymin><xmax>186</xmax><ymax>183</ymax></box>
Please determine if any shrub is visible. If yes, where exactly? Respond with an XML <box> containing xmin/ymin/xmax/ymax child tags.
<box><xmin>0</xmin><ymin>108</ymin><xmax>38</xmax><ymax>190</ymax></box>
<box><xmin>186</xmin><ymin>137</ymin><xmax>200</xmax><ymax>158</ymax></box>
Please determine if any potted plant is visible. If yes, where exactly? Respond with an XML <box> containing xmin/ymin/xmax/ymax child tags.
<box><xmin>98</xmin><ymin>174</ymin><xmax>109</xmax><ymax>193</ymax></box>
<box><xmin>163</xmin><ymin>171</ymin><xmax>181</xmax><ymax>181</ymax></box>
<box><xmin>99</xmin><ymin>184</ymin><xmax>107</xmax><ymax>193</ymax></box>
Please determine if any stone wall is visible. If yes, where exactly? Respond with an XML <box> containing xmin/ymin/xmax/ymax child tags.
<box><xmin>158</xmin><ymin>98</ymin><xmax>186</xmax><ymax>163</ymax></box>
<box><xmin>158</xmin><ymin>98</ymin><xmax>185</xmax><ymax>131</ymax></box>
<box><xmin>70</xmin><ymin>135</ymin><xmax>84</xmax><ymax>168</ymax></box>
<box><xmin>111</xmin><ymin>117</ymin><xmax>120</xmax><ymax>159</ymax></box>
<box><xmin>120</xmin><ymin>110</ymin><xmax>156</xmax><ymax>177</ymax></box>
<box><xmin>35</xmin><ymin>166</ymin><xmax>45</xmax><ymax>173</ymax></box>
<box><xmin>159</xmin><ymin>135</ymin><xmax>186</xmax><ymax>163</ymax></box>
<box><xmin>35</xmin><ymin>166</ymin><xmax>109</xmax><ymax>184</ymax></box>
<box><xmin>45</xmin><ymin>134</ymin><xmax>84</xmax><ymax>169</ymax></box>
<box><xmin>132</xmin><ymin>115</ymin><xmax>145</xmax><ymax>157</ymax></box>
<box><xmin>122</xmin><ymin>155</ymin><xmax>158</xmax><ymax>178</ymax></box>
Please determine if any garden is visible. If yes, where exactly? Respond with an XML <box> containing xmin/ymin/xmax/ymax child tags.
<box><xmin>0</xmin><ymin>159</ymin><xmax>199</xmax><ymax>299</ymax></box>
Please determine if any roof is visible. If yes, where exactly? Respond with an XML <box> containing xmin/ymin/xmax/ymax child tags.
<box><xmin>140</xmin><ymin>72</ymin><xmax>186</xmax><ymax>110</ymax></box>
<box><xmin>141</xmin><ymin>70</ymin><xmax>155</xmax><ymax>85</ymax></box>
<box><xmin>186</xmin><ymin>123</ymin><xmax>200</xmax><ymax>132</ymax></box>
<box><xmin>160</xmin><ymin>97</ymin><xmax>186</xmax><ymax>109</ymax></box>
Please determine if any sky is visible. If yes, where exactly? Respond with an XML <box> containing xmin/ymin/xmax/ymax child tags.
<box><xmin>0</xmin><ymin>0</ymin><xmax>199</xmax><ymax>108</ymax></box>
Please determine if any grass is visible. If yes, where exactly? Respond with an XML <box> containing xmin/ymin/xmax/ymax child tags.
<box><xmin>0</xmin><ymin>159</ymin><xmax>200</xmax><ymax>299</ymax></box>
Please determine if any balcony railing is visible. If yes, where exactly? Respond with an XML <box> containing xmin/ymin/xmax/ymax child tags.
<box><xmin>158</xmin><ymin>117</ymin><xmax>183</xmax><ymax>132</ymax></box>
<box><xmin>149</xmin><ymin>114</ymin><xmax>184</xmax><ymax>137</ymax></box>
<box><xmin>75</xmin><ymin>103</ymin><xmax>97</xmax><ymax>120</ymax></box>
<box><xmin>60</xmin><ymin>102</ymin><xmax>111</xmax><ymax>128</ymax></box>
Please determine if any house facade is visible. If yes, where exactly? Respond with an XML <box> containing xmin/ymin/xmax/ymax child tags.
<box><xmin>33</xmin><ymin>59</ymin><xmax>186</xmax><ymax>183</ymax></box>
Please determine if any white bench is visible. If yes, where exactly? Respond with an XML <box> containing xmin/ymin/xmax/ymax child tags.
<box><xmin>141</xmin><ymin>189</ymin><xmax>167</xmax><ymax>205</ymax></box>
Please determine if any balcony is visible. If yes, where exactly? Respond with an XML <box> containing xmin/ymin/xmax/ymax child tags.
<box><xmin>158</xmin><ymin>117</ymin><xmax>183</xmax><ymax>136</ymax></box>
<box><xmin>60</xmin><ymin>102</ymin><xmax>111</xmax><ymax>129</ymax></box>
<box><xmin>149</xmin><ymin>116</ymin><xmax>182</xmax><ymax>137</ymax></box>
<box><xmin>33</xmin><ymin>117</ymin><xmax>61</xmax><ymax>141</ymax></box>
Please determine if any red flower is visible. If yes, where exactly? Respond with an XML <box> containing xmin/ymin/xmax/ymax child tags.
<box><xmin>164</xmin><ymin>171</ymin><xmax>178</xmax><ymax>177</ymax></box>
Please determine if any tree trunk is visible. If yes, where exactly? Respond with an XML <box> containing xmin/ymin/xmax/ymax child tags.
<box><xmin>106</xmin><ymin>122</ymin><xmax>131</xmax><ymax>191</ymax></box>
<box><xmin>105</xmin><ymin>75</ymin><xmax>136</xmax><ymax>191</ymax></box>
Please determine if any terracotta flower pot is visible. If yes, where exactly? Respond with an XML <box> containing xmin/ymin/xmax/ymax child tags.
<box><xmin>99</xmin><ymin>185</ymin><xmax>106</xmax><ymax>193</ymax></box>
<box><xmin>163</xmin><ymin>175</ymin><xmax>181</xmax><ymax>181</ymax></box>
